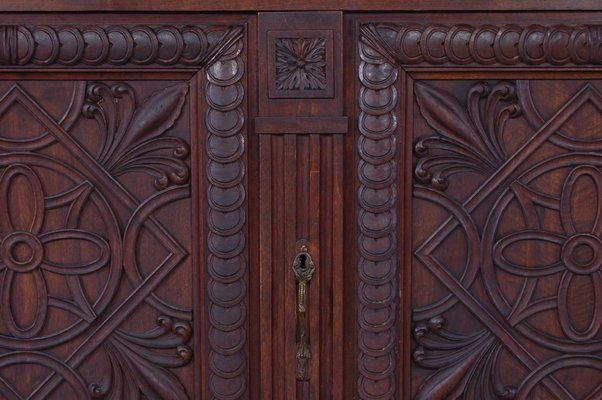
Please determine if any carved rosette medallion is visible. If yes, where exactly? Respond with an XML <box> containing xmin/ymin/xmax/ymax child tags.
<box><xmin>275</xmin><ymin>37</ymin><xmax>327</xmax><ymax>91</ymax></box>
<box><xmin>267</xmin><ymin>29</ymin><xmax>334</xmax><ymax>99</ymax></box>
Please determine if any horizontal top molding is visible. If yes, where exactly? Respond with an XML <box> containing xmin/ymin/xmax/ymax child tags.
<box><xmin>361</xmin><ymin>23</ymin><xmax>602</xmax><ymax>67</ymax></box>
<box><xmin>0</xmin><ymin>0</ymin><xmax>601</xmax><ymax>11</ymax></box>
<box><xmin>0</xmin><ymin>24</ymin><xmax>243</xmax><ymax>67</ymax></box>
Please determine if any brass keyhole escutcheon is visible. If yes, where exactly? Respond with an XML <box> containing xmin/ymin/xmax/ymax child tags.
<box><xmin>293</xmin><ymin>244</ymin><xmax>315</xmax><ymax>381</ymax></box>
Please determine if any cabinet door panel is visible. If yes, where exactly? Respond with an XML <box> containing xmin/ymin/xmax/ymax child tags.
<box><xmin>356</xmin><ymin>15</ymin><xmax>602</xmax><ymax>400</ymax></box>
<box><xmin>0</xmin><ymin>16</ymin><xmax>250</xmax><ymax>400</ymax></box>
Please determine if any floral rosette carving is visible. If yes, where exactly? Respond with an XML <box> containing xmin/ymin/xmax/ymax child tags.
<box><xmin>275</xmin><ymin>37</ymin><xmax>327</xmax><ymax>91</ymax></box>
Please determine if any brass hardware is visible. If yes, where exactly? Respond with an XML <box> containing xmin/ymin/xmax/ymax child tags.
<box><xmin>293</xmin><ymin>244</ymin><xmax>315</xmax><ymax>381</ymax></box>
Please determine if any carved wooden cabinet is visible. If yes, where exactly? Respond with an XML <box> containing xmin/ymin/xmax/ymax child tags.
<box><xmin>0</xmin><ymin>3</ymin><xmax>602</xmax><ymax>399</ymax></box>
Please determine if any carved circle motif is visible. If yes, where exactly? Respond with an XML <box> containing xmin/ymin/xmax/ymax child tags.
<box><xmin>1</xmin><ymin>231</ymin><xmax>44</xmax><ymax>273</ymax></box>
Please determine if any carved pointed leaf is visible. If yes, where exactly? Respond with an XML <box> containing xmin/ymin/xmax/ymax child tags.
<box><xmin>415</xmin><ymin>347</ymin><xmax>482</xmax><ymax>400</ymax></box>
<box><xmin>106</xmin><ymin>82</ymin><xmax>189</xmax><ymax>168</ymax></box>
<box><xmin>415</xmin><ymin>82</ymin><xmax>492</xmax><ymax>160</ymax></box>
<box><xmin>109</xmin><ymin>337</ymin><xmax>190</xmax><ymax>400</ymax></box>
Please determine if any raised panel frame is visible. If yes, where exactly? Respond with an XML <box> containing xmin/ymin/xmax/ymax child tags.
<box><xmin>0</xmin><ymin>13</ymin><xmax>251</xmax><ymax>400</ymax></box>
<box><xmin>353</xmin><ymin>12</ymin><xmax>602</xmax><ymax>400</ymax></box>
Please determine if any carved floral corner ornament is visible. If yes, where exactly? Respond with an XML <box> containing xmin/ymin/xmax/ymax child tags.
<box><xmin>0</xmin><ymin>80</ymin><xmax>193</xmax><ymax>399</ymax></box>
<box><xmin>412</xmin><ymin>79</ymin><xmax>602</xmax><ymax>399</ymax></box>
<box><xmin>274</xmin><ymin>37</ymin><xmax>327</xmax><ymax>91</ymax></box>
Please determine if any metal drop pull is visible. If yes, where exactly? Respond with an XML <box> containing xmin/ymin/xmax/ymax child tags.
<box><xmin>293</xmin><ymin>244</ymin><xmax>315</xmax><ymax>381</ymax></box>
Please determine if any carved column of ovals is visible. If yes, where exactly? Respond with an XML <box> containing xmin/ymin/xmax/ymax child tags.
<box><xmin>205</xmin><ymin>36</ymin><xmax>247</xmax><ymax>400</ymax></box>
<box><xmin>6</xmin><ymin>24</ymin><xmax>209</xmax><ymax>66</ymax></box>
<box><xmin>357</xmin><ymin>39</ymin><xmax>399</xmax><ymax>399</ymax></box>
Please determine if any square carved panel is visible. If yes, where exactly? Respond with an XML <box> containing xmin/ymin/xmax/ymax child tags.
<box><xmin>267</xmin><ymin>30</ymin><xmax>334</xmax><ymax>99</ymax></box>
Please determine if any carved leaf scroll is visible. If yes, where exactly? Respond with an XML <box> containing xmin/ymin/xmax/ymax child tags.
<box><xmin>83</xmin><ymin>82</ymin><xmax>190</xmax><ymax>189</ymax></box>
<box><xmin>414</xmin><ymin>81</ymin><xmax>521</xmax><ymax>189</ymax></box>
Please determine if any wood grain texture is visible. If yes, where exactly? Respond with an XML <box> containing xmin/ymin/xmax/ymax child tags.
<box><xmin>1</xmin><ymin>0</ymin><xmax>602</xmax><ymax>11</ymax></box>
<box><xmin>358</xmin><ymin>13</ymin><xmax>602</xmax><ymax>400</ymax></box>
<box><xmin>254</xmin><ymin>116</ymin><xmax>348</xmax><ymax>134</ymax></box>
<box><xmin>258</xmin><ymin>132</ymin><xmax>344</xmax><ymax>400</ymax></box>
<box><xmin>411</xmin><ymin>78</ymin><xmax>602</xmax><ymax>400</ymax></box>
<box><xmin>0</xmin><ymin>14</ymin><xmax>250</xmax><ymax>400</ymax></box>
<box><xmin>0</xmin><ymin>78</ymin><xmax>195</xmax><ymax>399</ymax></box>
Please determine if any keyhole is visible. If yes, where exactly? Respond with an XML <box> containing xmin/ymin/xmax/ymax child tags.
<box><xmin>299</xmin><ymin>254</ymin><xmax>307</xmax><ymax>270</ymax></box>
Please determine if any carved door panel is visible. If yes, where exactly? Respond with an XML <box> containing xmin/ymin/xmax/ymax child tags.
<box><xmin>0</xmin><ymin>16</ymin><xmax>250</xmax><ymax>399</ymax></box>
<box><xmin>3</xmin><ymin>8</ymin><xmax>602</xmax><ymax>400</ymax></box>
<box><xmin>355</xmin><ymin>15</ymin><xmax>602</xmax><ymax>400</ymax></box>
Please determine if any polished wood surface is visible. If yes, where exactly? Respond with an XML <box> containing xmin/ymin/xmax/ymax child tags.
<box><xmin>358</xmin><ymin>14</ymin><xmax>602</xmax><ymax>399</ymax></box>
<box><xmin>0</xmin><ymin>0</ymin><xmax>601</xmax><ymax>11</ymax></box>
<box><xmin>0</xmin><ymin>14</ymin><xmax>251</xmax><ymax>399</ymax></box>
<box><xmin>0</xmin><ymin>5</ymin><xmax>601</xmax><ymax>400</ymax></box>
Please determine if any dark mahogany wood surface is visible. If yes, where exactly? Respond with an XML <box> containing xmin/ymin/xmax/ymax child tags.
<box><xmin>0</xmin><ymin>5</ymin><xmax>601</xmax><ymax>400</ymax></box>
<box><xmin>0</xmin><ymin>13</ymin><xmax>251</xmax><ymax>400</ymax></box>
<box><xmin>0</xmin><ymin>0</ymin><xmax>601</xmax><ymax>11</ymax></box>
<box><xmin>356</xmin><ymin>13</ymin><xmax>602</xmax><ymax>400</ymax></box>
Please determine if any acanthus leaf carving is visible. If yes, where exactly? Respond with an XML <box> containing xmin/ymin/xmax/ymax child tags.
<box><xmin>83</xmin><ymin>81</ymin><xmax>190</xmax><ymax>189</ymax></box>
<box><xmin>412</xmin><ymin>80</ymin><xmax>602</xmax><ymax>399</ymax></box>
<box><xmin>413</xmin><ymin>316</ymin><xmax>516</xmax><ymax>400</ymax></box>
<box><xmin>90</xmin><ymin>316</ymin><xmax>193</xmax><ymax>399</ymax></box>
<box><xmin>414</xmin><ymin>81</ymin><xmax>521</xmax><ymax>189</ymax></box>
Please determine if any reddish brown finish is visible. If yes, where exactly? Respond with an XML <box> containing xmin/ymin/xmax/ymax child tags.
<box><xmin>258</xmin><ymin>12</ymin><xmax>344</xmax><ymax>119</ymax></box>
<box><xmin>255</xmin><ymin>116</ymin><xmax>348</xmax><ymax>134</ymax></box>
<box><xmin>357</xmin><ymin>14</ymin><xmax>602</xmax><ymax>400</ymax></box>
<box><xmin>1</xmin><ymin>0</ymin><xmax>602</xmax><ymax>11</ymax></box>
<box><xmin>0</xmin><ymin>14</ymin><xmax>251</xmax><ymax>400</ymax></box>
<box><xmin>1</xmin><ymin>5</ymin><xmax>602</xmax><ymax>400</ymax></box>
<box><xmin>256</xmin><ymin>11</ymin><xmax>345</xmax><ymax>400</ymax></box>
<box><xmin>258</xmin><ymin>132</ymin><xmax>344</xmax><ymax>399</ymax></box>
